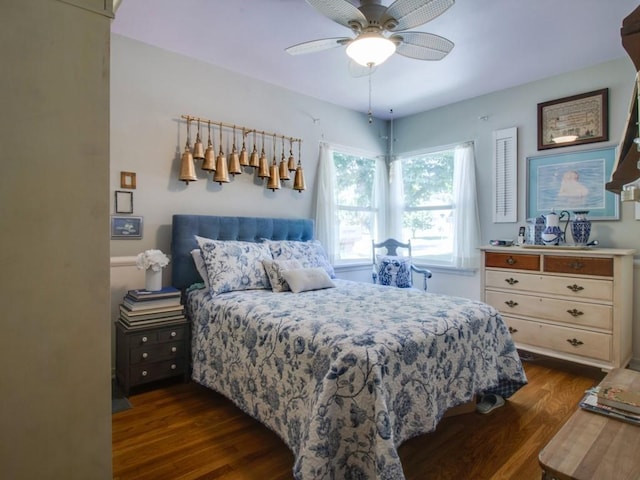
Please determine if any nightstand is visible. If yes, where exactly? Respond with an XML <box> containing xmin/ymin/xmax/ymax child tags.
<box><xmin>115</xmin><ymin>319</ymin><xmax>190</xmax><ymax>396</ymax></box>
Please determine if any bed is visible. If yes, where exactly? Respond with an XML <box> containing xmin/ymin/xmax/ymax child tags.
<box><xmin>172</xmin><ymin>214</ymin><xmax>527</xmax><ymax>480</ymax></box>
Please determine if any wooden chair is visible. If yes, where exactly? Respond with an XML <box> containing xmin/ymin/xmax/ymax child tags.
<box><xmin>372</xmin><ymin>238</ymin><xmax>432</xmax><ymax>291</ymax></box>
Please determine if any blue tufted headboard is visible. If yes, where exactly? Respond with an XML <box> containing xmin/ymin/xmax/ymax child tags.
<box><xmin>171</xmin><ymin>214</ymin><xmax>315</xmax><ymax>290</ymax></box>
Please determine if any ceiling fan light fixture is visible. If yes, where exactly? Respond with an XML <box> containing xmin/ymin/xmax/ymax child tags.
<box><xmin>346</xmin><ymin>33</ymin><xmax>396</xmax><ymax>67</ymax></box>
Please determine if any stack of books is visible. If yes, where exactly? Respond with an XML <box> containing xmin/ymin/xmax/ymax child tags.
<box><xmin>119</xmin><ymin>286</ymin><xmax>185</xmax><ymax>328</ymax></box>
<box><xmin>580</xmin><ymin>385</ymin><xmax>640</xmax><ymax>425</ymax></box>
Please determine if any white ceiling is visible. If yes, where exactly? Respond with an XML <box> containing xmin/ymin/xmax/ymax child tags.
<box><xmin>111</xmin><ymin>0</ymin><xmax>638</xmax><ymax>120</ymax></box>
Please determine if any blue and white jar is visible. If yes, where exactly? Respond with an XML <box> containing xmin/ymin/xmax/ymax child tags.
<box><xmin>571</xmin><ymin>211</ymin><xmax>591</xmax><ymax>246</ymax></box>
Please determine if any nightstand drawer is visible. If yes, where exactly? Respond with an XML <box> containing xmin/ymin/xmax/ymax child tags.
<box><xmin>130</xmin><ymin>341</ymin><xmax>185</xmax><ymax>364</ymax></box>
<box><xmin>130</xmin><ymin>358</ymin><xmax>187</xmax><ymax>385</ymax></box>
<box><xmin>129</xmin><ymin>325</ymin><xmax>187</xmax><ymax>346</ymax></box>
<box><xmin>484</xmin><ymin>252</ymin><xmax>540</xmax><ymax>271</ymax></box>
<box><xmin>543</xmin><ymin>256</ymin><xmax>613</xmax><ymax>277</ymax></box>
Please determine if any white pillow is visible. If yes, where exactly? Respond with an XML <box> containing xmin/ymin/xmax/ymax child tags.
<box><xmin>264</xmin><ymin>239</ymin><xmax>335</xmax><ymax>278</ymax></box>
<box><xmin>190</xmin><ymin>249</ymin><xmax>211</xmax><ymax>290</ymax></box>
<box><xmin>281</xmin><ymin>267</ymin><xmax>336</xmax><ymax>293</ymax></box>
<box><xmin>195</xmin><ymin>236</ymin><xmax>272</xmax><ymax>295</ymax></box>
<box><xmin>262</xmin><ymin>258</ymin><xmax>302</xmax><ymax>292</ymax></box>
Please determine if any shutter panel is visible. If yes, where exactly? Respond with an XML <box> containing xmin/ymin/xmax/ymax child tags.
<box><xmin>493</xmin><ymin>127</ymin><xmax>518</xmax><ymax>223</ymax></box>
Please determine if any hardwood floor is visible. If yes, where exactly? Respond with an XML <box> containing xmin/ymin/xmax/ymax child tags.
<box><xmin>112</xmin><ymin>354</ymin><xmax>605</xmax><ymax>480</ymax></box>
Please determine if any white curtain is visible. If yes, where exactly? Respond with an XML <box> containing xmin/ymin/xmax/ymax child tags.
<box><xmin>388</xmin><ymin>158</ymin><xmax>404</xmax><ymax>240</ymax></box>
<box><xmin>372</xmin><ymin>156</ymin><xmax>388</xmax><ymax>242</ymax></box>
<box><xmin>314</xmin><ymin>142</ymin><xmax>338</xmax><ymax>263</ymax></box>
<box><xmin>452</xmin><ymin>142</ymin><xmax>481</xmax><ymax>268</ymax></box>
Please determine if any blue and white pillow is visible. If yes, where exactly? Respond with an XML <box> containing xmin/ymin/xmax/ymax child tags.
<box><xmin>262</xmin><ymin>258</ymin><xmax>302</xmax><ymax>292</ymax></box>
<box><xmin>264</xmin><ymin>239</ymin><xmax>335</xmax><ymax>278</ymax></box>
<box><xmin>195</xmin><ymin>236</ymin><xmax>272</xmax><ymax>295</ymax></box>
<box><xmin>376</xmin><ymin>256</ymin><xmax>412</xmax><ymax>288</ymax></box>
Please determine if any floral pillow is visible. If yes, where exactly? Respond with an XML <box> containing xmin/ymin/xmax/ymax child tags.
<box><xmin>262</xmin><ymin>258</ymin><xmax>302</xmax><ymax>292</ymax></box>
<box><xmin>190</xmin><ymin>248</ymin><xmax>211</xmax><ymax>290</ymax></box>
<box><xmin>264</xmin><ymin>239</ymin><xmax>335</xmax><ymax>278</ymax></box>
<box><xmin>376</xmin><ymin>256</ymin><xmax>412</xmax><ymax>288</ymax></box>
<box><xmin>195</xmin><ymin>236</ymin><xmax>272</xmax><ymax>295</ymax></box>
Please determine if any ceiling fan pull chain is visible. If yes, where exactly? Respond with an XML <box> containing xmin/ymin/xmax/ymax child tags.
<box><xmin>368</xmin><ymin>64</ymin><xmax>373</xmax><ymax>124</ymax></box>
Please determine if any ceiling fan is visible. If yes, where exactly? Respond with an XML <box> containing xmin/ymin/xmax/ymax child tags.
<box><xmin>285</xmin><ymin>0</ymin><xmax>455</xmax><ymax>68</ymax></box>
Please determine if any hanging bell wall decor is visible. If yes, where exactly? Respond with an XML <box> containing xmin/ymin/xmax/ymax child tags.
<box><xmin>249</xmin><ymin>130</ymin><xmax>259</xmax><ymax>168</ymax></box>
<box><xmin>192</xmin><ymin>119</ymin><xmax>205</xmax><ymax>160</ymax></box>
<box><xmin>257</xmin><ymin>131</ymin><xmax>270</xmax><ymax>179</ymax></box>
<box><xmin>228</xmin><ymin>125</ymin><xmax>242</xmax><ymax>176</ymax></box>
<box><xmin>213</xmin><ymin>123</ymin><xmax>230</xmax><ymax>184</ymax></box>
<box><xmin>179</xmin><ymin>119</ymin><xmax>197</xmax><ymax>184</ymax></box>
<box><xmin>287</xmin><ymin>138</ymin><xmax>296</xmax><ymax>172</ymax></box>
<box><xmin>267</xmin><ymin>134</ymin><xmax>281</xmax><ymax>191</ymax></box>
<box><xmin>239</xmin><ymin>128</ymin><xmax>250</xmax><ymax>167</ymax></box>
<box><xmin>293</xmin><ymin>141</ymin><xmax>305</xmax><ymax>192</ymax></box>
<box><xmin>279</xmin><ymin>136</ymin><xmax>290</xmax><ymax>181</ymax></box>
<box><xmin>201</xmin><ymin>120</ymin><xmax>216</xmax><ymax>173</ymax></box>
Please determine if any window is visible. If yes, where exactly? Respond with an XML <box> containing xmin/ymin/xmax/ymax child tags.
<box><xmin>392</xmin><ymin>148</ymin><xmax>455</xmax><ymax>264</ymax></box>
<box><xmin>333</xmin><ymin>150</ymin><xmax>380</xmax><ymax>262</ymax></box>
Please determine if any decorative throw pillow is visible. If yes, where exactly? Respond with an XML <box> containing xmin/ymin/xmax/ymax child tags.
<box><xmin>281</xmin><ymin>267</ymin><xmax>336</xmax><ymax>293</ymax></box>
<box><xmin>264</xmin><ymin>239</ymin><xmax>336</xmax><ymax>278</ymax></box>
<box><xmin>376</xmin><ymin>256</ymin><xmax>412</xmax><ymax>288</ymax></box>
<box><xmin>262</xmin><ymin>258</ymin><xmax>302</xmax><ymax>292</ymax></box>
<box><xmin>190</xmin><ymin>249</ymin><xmax>211</xmax><ymax>290</ymax></box>
<box><xmin>195</xmin><ymin>236</ymin><xmax>272</xmax><ymax>295</ymax></box>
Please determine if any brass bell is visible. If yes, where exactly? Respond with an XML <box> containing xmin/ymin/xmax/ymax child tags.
<box><xmin>249</xmin><ymin>131</ymin><xmax>260</xmax><ymax>168</ymax></box>
<box><xmin>279</xmin><ymin>155</ymin><xmax>290</xmax><ymax>181</ymax></box>
<box><xmin>239</xmin><ymin>129</ymin><xmax>250</xmax><ymax>166</ymax></box>
<box><xmin>201</xmin><ymin>121</ymin><xmax>215</xmax><ymax>173</ymax></box>
<box><xmin>213</xmin><ymin>147</ymin><xmax>230</xmax><ymax>184</ymax></box>
<box><xmin>192</xmin><ymin>120</ymin><xmax>205</xmax><ymax>160</ymax></box>
<box><xmin>228</xmin><ymin>126</ymin><xmax>242</xmax><ymax>176</ymax></box>
<box><xmin>293</xmin><ymin>162</ymin><xmax>305</xmax><ymax>192</ymax></box>
<box><xmin>287</xmin><ymin>139</ymin><xmax>296</xmax><ymax>171</ymax></box>
<box><xmin>257</xmin><ymin>132</ymin><xmax>269</xmax><ymax>178</ymax></box>
<box><xmin>267</xmin><ymin>159</ymin><xmax>281</xmax><ymax>191</ymax></box>
<box><xmin>179</xmin><ymin>142</ymin><xmax>197</xmax><ymax>184</ymax></box>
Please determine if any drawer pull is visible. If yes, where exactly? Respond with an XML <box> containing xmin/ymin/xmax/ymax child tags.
<box><xmin>505</xmin><ymin>300</ymin><xmax>518</xmax><ymax>308</ymax></box>
<box><xmin>505</xmin><ymin>278</ymin><xmax>519</xmax><ymax>285</ymax></box>
<box><xmin>508</xmin><ymin>326</ymin><xmax>518</xmax><ymax>334</ymax></box>
<box><xmin>171</xmin><ymin>364</ymin><xmax>177</xmax><ymax>370</ymax></box>
<box><xmin>141</xmin><ymin>336</ymin><xmax>148</xmax><ymax>343</ymax></box>
<box><xmin>566</xmin><ymin>338</ymin><xmax>584</xmax><ymax>347</ymax></box>
<box><xmin>566</xmin><ymin>284</ymin><xmax>584</xmax><ymax>293</ymax></box>
<box><xmin>141</xmin><ymin>370</ymin><xmax>148</xmax><ymax>376</ymax></box>
<box><xmin>170</xmin><ymin>331</ymin><xmax>177</xmax><ymax>337</ymax></box>
<box><xmin>171</xmin><ymin>346</ymin><xmax>177</xmax><ymax>353</ymax></box>
<box><xmin>506</xmin><ymin>257</ymin><xmax>516</xmax><ymax>265</ymax></box>
<box><xmin>569</xmin><ymin>261</ymin><xmax>584</xmax><ymax>270</ymax></box>
<box><xmin>566</xmin><ymin>309</ymin><xmax>584</xmax><ymax>317</ymax></box>
<box><xmin>142</xmin><ymin>352</ymin><xmax>148</xmax><ymax>359</ymax></box>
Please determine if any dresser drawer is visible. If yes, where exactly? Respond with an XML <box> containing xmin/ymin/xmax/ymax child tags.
<box><xmin>505</xmin><ymin>317</ymin><xmax>611</xmax><ymax>362</ymax></box>
<box><xmin>130</xmin><ymin>341</ymin><xmax>185</xmax><ymax>365</ymax></box>
<box><xmin>129</xmin><ymin>325</ymin><xmax>187</xmax><ymax>346</ymax></box>
<box><xmin>486</xmin><ymin>291</ymin><xmax>612</xmax><ymax>330</ymax></box>
<box><xmin>484</xmin><ymin>252</ymin><xmax>540</xmax><ymax>271</ymax></box>
<box><xmin>485</xmin><ymin>270</ymin><xmax>613</xmax><ymax>301</ymax></box>
<box><xmin>130</xmin><ymin>358</ymin><xmax>187</xmax><ymax>386</ymax></box>
<box><xmin>543</xmin><ymin>256</ymin><xmax>613</xmax><ymax>277</ymax></box>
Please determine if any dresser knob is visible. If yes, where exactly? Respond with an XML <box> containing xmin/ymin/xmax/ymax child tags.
<box><xmin>567</xmin><ymin>284</ymin><xmax>584</xmax><ymax>293</ymax></box>
<box><xmin>171</xmin><ymin>346</ymin><xmax>177</xmax><ymax>353</ymax></box>
<box><xmin>566</xmin><ymin>338</ymin><xmax>584</xmax><ymax>347</ymax></box>
<box><xmin>506</xmin><ymin>257</ymin><xmax>516</xmax><ymax>265</ymax></box>
<box><xmin>505</xmin><ymin>278</ymin><xmax>519</xmax><ymax>285</ymax></box>
<box><xmin>142</xmin><ymin>352</ymin><xmax>148</xmax><ymax>359</ymax></box>
<box><xmin>170</xmin><ymin>364</ymin><xmax>177</xmax><ymax>370</ymax></box>
<box><xmin>170</xmin><ymin>331</ymin><xmax>177</xmax><ymax>337</ymax></box>
<box><xmin>141</xmin><ymin>336</ymin><xmax>148</xmax><ymax>343</ymax></box>
<box><xmin>141</xmin><ymin>370</ymin><xmax>148</xmax><ymax>376</ymax></box>
<box><xmin>567</xmin><ymin>309</ymin><xmax>584</xmax><ymax>317</ymax></box>
<box><xmin>508</xmin><ymin>326</ymin><xmax>518</xmax><ymax>334</ymax></box>
<box><xmin>505</xmin><ymin>300</ymin><xmax>518</xmax><ymax>308</ymax></box>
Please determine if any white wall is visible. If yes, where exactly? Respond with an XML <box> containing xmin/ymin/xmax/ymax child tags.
<box><xmin>0</xmin><ymin>1</ymin><xmax>112</xmax><ymax>478</ymax></box>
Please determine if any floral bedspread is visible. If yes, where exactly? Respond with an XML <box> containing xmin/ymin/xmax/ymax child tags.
<box><xmin>187</xmin><ymin>280</ymin><xmax>527</xmax><ymax>480</ymax></box>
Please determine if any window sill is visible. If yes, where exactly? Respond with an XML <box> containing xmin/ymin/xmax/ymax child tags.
<box><xmin>414</xmin><ymin>263</ymin><xmax>477</xmax><ymax>276</ymax></box>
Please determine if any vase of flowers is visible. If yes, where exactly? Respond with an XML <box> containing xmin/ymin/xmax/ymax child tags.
<box><xmin>136</xmin><ymin>249</ymin><xmax>170</xmax><ymax>291</ymax></box>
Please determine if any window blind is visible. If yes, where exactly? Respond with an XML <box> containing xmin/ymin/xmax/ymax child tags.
<box><xmin>492</xmin><ymin>127</ymin><xmax>517</xmax><ymax>223</ymax></box>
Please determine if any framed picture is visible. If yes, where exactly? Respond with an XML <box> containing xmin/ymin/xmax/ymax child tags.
<box><xmin>114</xmin><ymin>190</ymin><xmax>133</xmax><ymax>214</ymax></box>
<box><xmin>120</xmin><ymin>171</ymin><xmax>137</xmax><ymax>189</ymax></box>
<box><xmin>537</xmin><ymin>88</ymin><xmax>608</xmax><ymax>150</ymax></box>
<box><xmin>111</xmin><ymin>215</ymin><xmax>143</xmax><ymax>239</ymax></box>
<box><xmin>527</xmin><ymin>147</ymin><xmax>619</xmax><ymax>220</ymax></box>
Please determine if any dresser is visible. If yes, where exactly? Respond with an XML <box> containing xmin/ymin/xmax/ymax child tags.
<box><xmin>116</xmin><ymin>320</ymin><xmax>190</xmax><ymax>395</ymax></box>
<box><xmin>480</xmin><ymin>246</ymin><xmax>635</xmax><ymax>370</ymax></box>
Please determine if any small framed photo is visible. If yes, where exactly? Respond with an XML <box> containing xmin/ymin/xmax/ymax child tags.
<box><xmin>120</xmin><ymin>171</ymin><xmax>137</xmax><ymax>189</ymax></box>
<box><xmin>115</xmin><ymin>190</ymin><xmax>133</xmax><ymax>214</ymax></box>
<box><xmin>111</xmin><ymin>216</ymin><xmax>143</xmax><ymax>239</ymax></box>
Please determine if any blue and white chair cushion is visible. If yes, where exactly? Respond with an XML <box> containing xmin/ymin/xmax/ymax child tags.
<box><xmin>376</xmin><ymin>256</ymin><xmax>412</xmax><ymax>288</ymax></box>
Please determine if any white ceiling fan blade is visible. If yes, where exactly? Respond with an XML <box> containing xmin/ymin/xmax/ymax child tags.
<box><xmin>286</xmin><ymin>37</ymin><xmax>351</xmax><ymax>56</ymax></box>
<box><xmin>382</xmin><ymin>0</ymin><xmax>455</xmax><ymax>32</ymax></box>
<box><xmin>304</xmin><ymin>0</ymin><xmax>367</xmax><ymax>30</ymax></box>
<box><xmin>392</xmin><ymin>31</ymin><xmax>454</xmax><ymax>60</ymax></box>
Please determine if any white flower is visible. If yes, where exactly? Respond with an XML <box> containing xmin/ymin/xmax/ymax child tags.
<box><xmin>136</xmin><ymin>249</ymin><xmax>170</xmax><ymax>272</ymax></box>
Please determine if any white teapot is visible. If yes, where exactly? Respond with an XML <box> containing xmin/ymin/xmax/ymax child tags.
<box><xmin>540</xmin><ymin>210</ymin><xmax>569</xmax><ymax>245</ymax></box>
